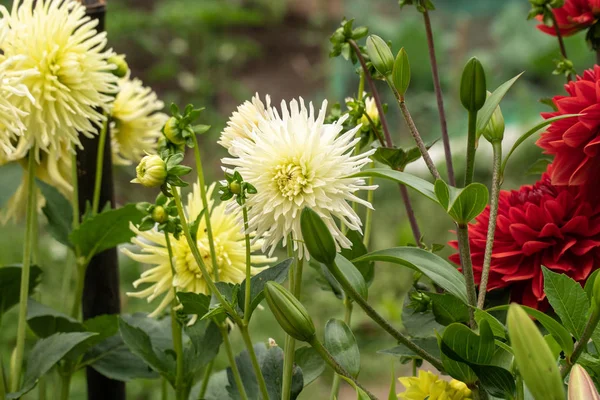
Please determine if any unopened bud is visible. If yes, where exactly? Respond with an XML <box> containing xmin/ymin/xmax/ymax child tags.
<box><xmin>460</xmin><ymin>57</ymin><xmax>487</xmax><ymax>112</ymax></box>
<box><xmin>108</xmin><ymin>54</ymin><xmax>129</xmax><ymax>78</ymax></box>
<box><xmin>569</xmin><ymin>364</ymin><xmax>600</xmax><ymax>400</ymax></box>
<box><xmin>366</xmin><ymin>35</ymin><xmax>394</xmax><ymax>77</ymax></box>
<box><xmin>264</xmin><ymin>282</ymin><xmax>316</xmax><ymax>342</ymax></box>
<box><xmin>132</xmin><ymin>155</ymin><xmax>167</xmax><ymax>187</ymax></box>
<box><xmin>300</xmin><ymin>207</ymin><xmax>337</xmax><ymax>265</ymax></box>
<box><xmin>151</xmin><ymin>206</ymin><xmax>167</xmax><ymax>224</ymax></box>
<box><xmin>163</xmin><ymin>116</ymin><xmax>185</xmax><ymax>145</ymax></box>
<box><xmin>230</xmin><ymin>181</ymin><xmax>241</xmax><ymax>195</ymax></box>
<box><xmin>481</xmin><ymin>92</ymin><xmax>505</xmax><ymax>143</ymax></box>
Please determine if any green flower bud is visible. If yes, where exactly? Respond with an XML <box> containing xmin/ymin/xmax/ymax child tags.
<box><xmin>132</xmin><ymin>155</ymin><xmax>167</xmax><ymax>187</ymax></box>
<box><xmin>366</xmin><ymin>35</ymin><xmax>394</xmax><ymax>77</ymax></box>
<box><xmin>507</xmin><ymin>304</ymin><xmax>565</xmax><ymax>400</ymax></box>
<box><xmin>460</xmin><ymin>57</ymin><xmax>487</xmax><ymax>112</ymax></box>
<box><xmin>264</xmin><ymin>282</ymin><xmax>316</xmax><ymax>342</ymax></box>
<box><xmin>300</xmin><ymin>207</ymin><xmax>337</xmax><ymax>265</ymax></box>
<box><xmin>163</xmin><ymin>116</ymin><xmax>186</xmax><ymax>145</ymax></box>
<box><xmin>569</xmin><ymin>364</ymin><xmax>600</xmax><ymax>400</ymax></box>
<box><xmin>481</xmin><ymin>92</ymin><xmax>505</xmax><ymax>143</ymax></box>
<box><xmin>108</xmin><ymin>54</ymin><xmax>129</xmax><ymax>78</ymax></box>
<box><xmin>230</xmin><ymin>181</ymin><xmax>241</xmax><ymax>195</ymax></box>
<box><xmin>151</xmin><ymin>206</ymin><xmax>167</xmax><ymax>224</ymax></box>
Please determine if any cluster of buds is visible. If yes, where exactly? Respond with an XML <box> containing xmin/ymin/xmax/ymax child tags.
<box><xmin>553</xmin><ymin>58</ymin><xmax>576</xmax><ymax>78</ymax></box>
<box><xmin>329</xmin><ymin>19</ymin><xmax>368</xmax><ymax>63</ymax></box>
<box><xmin>136</xmin><ymin>193</ymin><xmax>183</xmax><ymax>238</ymax></box>
<box><xmin>219</xmin><ymin>171</ymin><xmax>257</xmax><ymax>206</ymax></box>
<box><xmin>163</xmin><ymin>104</ymin><xmax>210</xmax><ymax>148</ymax></box>
<box><xmin>527</xmin><ymin>0</ymin><xmax>565</xmax><ymax>20</ymax></box>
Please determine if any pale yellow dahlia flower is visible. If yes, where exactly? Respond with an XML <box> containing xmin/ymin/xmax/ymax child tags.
<box><xmin>218</xmin><ymin>93</ymin><xmax>271</xmax><ymax>155</ymax></box>
<box><xmin>123</xmin><ymin>183</ymin><xmax>275</xmax><ymax>317</ymax></box>
<box><xmin>223</xmin><ymin>98</ymin><xmax>376</xmax><ymax>258</ymax></box>
<box><xmin>0</xmin><ymin>0</ymin><xmax>118</xmax><ymax>159</ymax></box>
<box><xmin>110</xmin><ymin>75</ymin><xmax>167</xmax><ymax>165</ymax></box>
<box><xmin>398</xmin><ymin>371</ymin><xmax>472</xmax><ymax>400</ymax></box>
<box><xmin>360</xmin><ymin>96</ymin><xmax>379</xmax><ymax>127</ymax></box>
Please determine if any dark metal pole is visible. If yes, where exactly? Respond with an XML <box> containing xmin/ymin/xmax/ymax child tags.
<box><xmin>76</xmin><ymin>1</ymin><xmax>125</xmax><ymax>399</ymax></box>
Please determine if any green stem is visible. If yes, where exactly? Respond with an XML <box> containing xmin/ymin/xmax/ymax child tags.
<box><xmin>191</xmin><ymin>134</ymin><xmax>220</xmax><ymax>281</ymax></box>
<box><xmin>464</xmin><ymin>111</ymin><xmax>478</xmax><ymax>187</ymax></box>
<box><xmin>10</xmin><ymin>154</ymin><xmax>37</xmax><ymax>392</ymax></box>
<box><xmin>328</xmin><ymin>259</ymin><xmax>444</xmax><ymax>372</ymax></box>
<box><xmin>477</xmin><ymin>141</ymin><xmax>502</xmax><ymax>309</ymax></box>
<box><xmin>329</xmin><ymin>300</ymin><xmax>353</xmax><ymax>400</ymax></box>
<box><xmin>91</xmin><ymin>117</ymin><xmax>108</xmax><ymax>215</ymax></box>
<box><xmin>309</xmin><ymin>338</ymin><xmax>378</xmax><ymax>400</ymax></box>
<box><xmin>358</xmin><ymin>69</ymin><xmax>365</xmax><ymax>99</ymax></box>
<box><xmin>282</xmin><ymin>252</ymin><xmax>303</xmax><ymax>400</ymax></box>
<box><xmin>561</xmin><ymin>304</ymin><xmax>600</xmax><ymax>378</ymax></box>
<box><xmin>71</xmin><ymin>151</ymin><xmax>80</xmax><ymax>230</ymax></box>
<box><xmin>412</xmin><ymin>360</ymin><xmax>417</xmax><ymax>377</ymax></box>
<box><xmin>363</xmin><ymin>164</ymin><xmax>375</xmax><ymax>247</ymax></box>
<box><xmin>239</xmin><ymin>325</ymin><xmax>269</xmax><ymax>400</ymax></box>
<box><xmin>457</xmin><ymin>224</ymin><xmax>477</xmax><ymax>328</ymax></box>
<box><xmin>59</xmin><ymin>368</ymin><xmax>72</xmax><ymax>400</ymax></box>
<box><xmin>547</xmin><ymin>4</ymin><xmax>570</xmax><ymax>82</ymax></box>
<box><xmin>242</xmin><ymin>204</ymin><xmax>252</xmax><ymax>325</ymax></box>
<box><xmin>219</xmin><ymin>325</ymin><xmax>248</xmax><ymax>400</ymax></box>
<box><xmin>198</xmin><ymin>360</ymin><xmax>214</xmax><ymax>400</ymax></box>
<box><xmin>1</xmin><ymin>354</ymin><xmax>6</xmax><ymax>400</ymax></box>
<box><xmin>515</xmin><ymin>373</ymin><xmax>524</xmax><ymax>400</ymax></box>
<box><xmin>162</xmin><ymin>378</ymin><xmax>169</xmax><ymax>400</ymax></box>
<box><xmin>70</xmin><ymin>260</ymin><xmax>87</xmax><ymax>318</ymax></box>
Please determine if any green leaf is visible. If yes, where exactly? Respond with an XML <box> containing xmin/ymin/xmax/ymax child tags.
<box><xmin>184</xmin><ymin>320</ymin><xmax>222</xmax><ymax>378</ymax></box>
<box><xmin>585</xmin><ymin>270</ymin><xmax>600</xmax><ymax>302</ymax></box>
<box><xmin>0</xmin><ymin>162</ymin><xmax>23</xmax><ymax>209</ymax></box>
<box><xmin>472</xmin><ymin>364</ymin><xmax>516</xmax><ymax>398</ymax></box>
<box><xmin>474</xmin><ymin>309</ymin><xmax>506</xmax><ymax>339</ymax></box>
<box><xmin>8</xmin><ymin>332</ymin><xmax>98</xmax><ymax>398</ymax></box>
<box><xmin>37</xmin><ymin>180</ymin><xmax>73</xmax><ymax>247</ymax></box>
<box><xmin>295</xmin><ymin>346</ymin><xmax>325</xmax><ymax>387</ymax></box>
<box><xmin>402</xmin><ymin>308</ymin><xmax>445</xmax><ymax>338</ymax></box>
<box><xmin>341</xmin><ymin>230</ymin><xmax>374</xmax><ymax>287</ymax></box>
<box><xmin>333</xmin><ymin>254</ymin><xmax>368</xmax><ymax>300</ymax></box>
<box><xmin>177</xmin><ymin>292</ymin><xmax>211</xmax><ymax>317</ymax></box>
<box><xmin>392</xmin><ymin>47</ymin><xmax>410</xmax><ymax>96</ymax></box>
<box><xmin>388</xmin><ymin>363</ymin><xmax>396</xmax><ymax>400</ymax></box>
<box><xmin>441</xmin><ymin>321</ymin><xmax>495</xmax><ymax>365</ymax></box>
<box><xmin>118</xmin><ymin>317</ymin><xmax>175</xmax><ymax>383</ymax></box>
<box><xmin>324</xmin><ymin>319</ymin><xmax>360</xmax><ymax>378</ymax></box>
<box><xmin>372</xmin><ymin>146</ymin><xmax>422</xmax><ymax>171</ymax></box>
<box><xmin>340</xmin><ymin>376</ymin><xmax>371</xmax><ymax>400</ymax></box>
<box><xmin>27</xmin><ymin>299</ymin><xmax>84</xmax><ymax>338</ymax></box>
<box><xmin>239</xmin><ymin>258</ymin><xmax>293</xmax><ymax>319</ymax></box>
<box><xmin>351</xmin><ymin>168</ymin><xmax>438</xmax><ymax>204</ymax></box>
<box><xmin>460</xmin><ymin>57</ymin><xmax>486</xmax><ymax>112</ymax></box>
<box><xmin>476</xmin><ymin>72</ymin><xmax>523</xmax><ymax>134</ymax></box>
<box><xmin>70</xmin><ymin>204</ymin><xmax>144</xmax><ymax>259</ymax></box>
<box><xmin>543</xmin><ymin>267</ymin><xmax>589</xmax><ymax>339</ymax></box>
<box><xmin>87</xmin><ymin>337</ymin><xmax>158</xmax><ymax>381</ymax></box>
<box><xmin>378</xmin><ymin>337</ymin><xmax>441</xmax><ymax>360</ymax></box>
<box><xmin>525</xmin><ymin>158</ymin><xmax>553</xmax><ymax>176</ymax></box>
<box><xmin>428</xmin><ymin>292</ymin><xmax>470</xmax><ymax>326</ymax></box>
<box><xmin>434</xmin><ymin>180</ymin><xmax>489</xmax><ymax>224</ymax></box>
<box><xmin>353</xmin><ymin>247</ymin><xmax>468</xmax><ymax>304</ymax></box>
<box><xmin>501</xmin><ymin>114</ymin><xmax>580</xmax><ymax>176</ymax></box>
<box><xmin>0</xmin><ymin>265</ymin><xmax>42</xmax><ymax>319</ymax></box>
<box><xmin>300</xmin><ymin>208</ymin><xmax>337</xmax><ymax>265</ymax></box>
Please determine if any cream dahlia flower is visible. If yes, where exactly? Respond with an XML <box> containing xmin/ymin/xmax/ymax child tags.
<box><xmin>110</xmin><ymin>75</ymin><xmax>167</xmax><ymax>165</ymax></box>
<box><xmin>123</xmin><ymin>183</ymin><xmax>274</xmax><ymax>317</ymax></box>
<box><xmin>223</xmin><ymin>98</ymin><xmax>376</xmax><ymax>258</ymax></box>
<box><xmin>218</xmin><ymin>93</ymin><xmax>271</xmax><ymax>155</ymax></box>
<box><xmin>0</xmin><ymin>0</ymin><xmax>118</xmax><ymax>159</ymax></box>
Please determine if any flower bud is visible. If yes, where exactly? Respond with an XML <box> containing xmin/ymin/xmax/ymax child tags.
<box><xmin>507</xmin><ymin>304</ymin><xmax>565</xmax><ymax>400</ymax></box>
<box><xmin>108</xmin><ymin>54</ymin><xmax>129</xmax><ymax>78</ymax></box>
<box><xmin>264</xmin><ymin>282</ymin><xmax>316</xmax><ymax>342</ymax></box>
<box><xmin>300</xmin><ymin>207</ymin><xmax>337</xmax><ymax>265</ymax></box>
<box><xmin>132</xmin><ymin>155</ymin><xmax>167</xmax><ymax>187</ymax></box>
<box><xmin>151</xmin><ymin>206</ymin><xmax>167</xmax><ymax>224</ymax></box>
<box><xmin>569</xmin><ymin>364</ymin><xmax>600</xmax><ymax>400</ymax></box>
<box><xmin>163</xmin><ymin>116</ymin><xmax>186</xmax><ymax>145</ymax></box>
<box><xmin>230</xmin><ymin>181</ymin><xmax>241</xmax><ymax>195</ymax></box>
<box><xmin>366</xmin><ymin>35</ymin><xmax>394</xmax><ymax>77</ymax></box>
<box><xmin>481</xmin><ymin>92</ymin><xmax>505</xmax><ymax>143</ymax></box>
<box><xmin>460</xmin><ymin>57</ymin><xmax>487</xmax><ymax>112</ymax></box>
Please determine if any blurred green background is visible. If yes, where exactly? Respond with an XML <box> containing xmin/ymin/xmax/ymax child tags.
<box><xmin>1</xmin><ymin>0</ymin><xmax>598</xmax><ymax>398</ymax></box>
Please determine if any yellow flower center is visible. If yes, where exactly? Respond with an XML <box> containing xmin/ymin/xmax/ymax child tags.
<box><xmin>273</xmin><ymin>161</ymin><xmax>310</xmax><ymax>200</ymax></box>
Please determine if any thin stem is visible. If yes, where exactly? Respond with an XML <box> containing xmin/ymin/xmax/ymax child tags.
<box><xmin>396</xmin><ymin>99</ymin><xmax>441</xmax><ymax>180</ymax></box>
<box><xmin>547</xmin><ymin>5</ymin><xmax>571</xmax><ymax>82</ymax></box>
<box><xmin>0</xmin><ymin>354</ymin><xmax>6</xmax><ymax>400</ymax></box>
<box><xmin>59</xmin><ymin>366</ymin><xmax>72</xmax><ymax>400</ymax></box>
<box><xmin>70</xmin><ymin>260</ymin><xmax>87</xmax><ymax>318</ymax></box>
<box><xmin>423</xmin><ymin>10</ymin><xmax>455</xmax><ymax>186</ymax></box>
<box><xmin>358</xmin><ymin>69</ymin><xmax>365</xmax><ymax>99</ymax></box>
<box><xmin>363</xmin><ymin>172</ymin><xmax>375</xmax><ymax>247</ymax></box>
<box><xmin>239</xmin><ymin>325</ymin><xmax>269</xmax><ymax>400</ymax></box>
<box><xmin>399</xmin><ymin>184</ymin><xmax>422</xmax><ymax>245</ymax></box>
<box><xmin>329</xmin><ymin>259</ymin><xmax>444</xmax><ymax>371</ymax></box>
<box><xmin>219</xmin><ymin>325</ymin><xmax>248</xmax><ymax>400</ymax></box>
<box><xmin>71</xmin><ymin>151</ymin><xmax>80</xmax><ymax>230</ymax></box>
<box><xmin>91</xmin><ymin>117</ymin><xmax>109</xmax><ymax>215</ymax></box>
<box><xmin>197</xmin><ymin>360</ymin><xmax>214</xmax><ymax>400</ymax></box>
<box><xmin>282</xmin><ymin>240</ymin><xmax>296</xmax><ymax>400</ymax></box>
<box><xmin>561</xmin><ymin>305</ymin><xmax>600</xmax><ymax>378</ymax></box>
<box><xmin>242</xmin><ymin>204</ymin><xmax>252</xmax><ymax>325</ymax></box>
<box><xmin>310</xmin><ymin>338</ymin><xmax>378</xmax><ymax>400</ymax></box>
<box><xmin>412</xmin><ymin>360</ymin><xmax>417</xmax><ymax>377</ymax></box>
<box><xmin>457</xmin><ymin>224</ymin><xmax>477</xmax><ymax>328</ymax></box>
<box><xmin>10</xmin><ymin>154</ymin><xmax>37</xmax><ymax>392</ymax></box>
<box><xmin>477</xmin><ymin>141</ymin><xmax>502</xmax><ymax>309</ymax></box>
<box><xmin>464</xmin><ymin>111</ymin><xmax>478</xmax><ymax>187</ymax></box>
<box><xmin>329</xmin><ymin>300</ymin><xmax>353</xmax><ymax>400</ymax></box>
<box><xmin>515</xmin><ymin>373</ymin><xmax>524</xmax><ymax>400</ymax></box>
<box><xmin>162</xmin><ymin>378</ymin><xmax>169</xmax><ymax>400</ymax></box>
<box><xmin>191</xmin><ymin>134</ymin><xmax>220</xmax><ymax>281</ymax></box>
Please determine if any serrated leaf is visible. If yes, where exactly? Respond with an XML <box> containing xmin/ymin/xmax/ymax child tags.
<box><xmin>0</xmin><ymin>265</ymin><xmax>42</xmax><ymax>319</ymax></box>
<box><xmin>70</xmin><ymin>204</ymin><xmax>144</xmax><ymax>259</ymax></box>
<box><xmin>324</xmin><ymin>319</ymin><xmax>360</xmax><ymax>377</ymax></box>
<box><xmin>543</xmin><ymin>267</ymin><xmax>589</xmax><ymax>339</ymax></box>
<box><xmin>428</xmin><ymin>292</ymin><xmax>469</xmax><ymax>326</ymax></box>
<box><xmin>239</xmin><ymin>258</ymin><xmax>293</xmax><ymax>319</ymax></box>
<box><xmin>295</xmin><ymin>346</ymin><xmax>325</xmax><ymax>386</ymax></box>
<box><xmin>37</xmin><ymin>180</ymin><xmax>73</xmax><ymax>247</ymax></box>
<box><xmin>351</xmin><ymin>168</ymin><xmax>438</xmax><ymax>203</ymax></box>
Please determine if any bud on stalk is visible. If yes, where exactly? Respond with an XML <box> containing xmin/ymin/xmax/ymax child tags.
<box><xmin>264</xmin><ymin>282</ymin><xmax>316</xmax><ymax>342</ymax></box>
<box><xmin>300</xmin><ymin>208</ymin><xmax>337</xmax><ymax>265</ymax></box>
<box><xmin>481</xmin><ymin>92</ymin><xmax>505</xmax><ymax>143</ymax></box>
<box><xmin>132</xmin><ymin>155</ymin><xmax>167</xmax><ymax>187</ymax></box>
<box><xmin>569</xmin><ymin>364</ymin><xmax>600</xmax><ymax>400</ymax></box>
<box><xmin>460</xmin><ymin>57</ymin><xmax>487</xmax><ymax>112</ymax></box>
<box><xmin>366</xmin><ymin>35</ymin><xmax>394</xmax><ymax>77</ymax></box>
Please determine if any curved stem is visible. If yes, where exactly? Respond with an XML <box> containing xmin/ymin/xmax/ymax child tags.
<box><xmin>191</xmin><ymin>134</ymin><xmax>220</xmax><ymax>281</ymax></box>
<box><xmin>10</xmin><ymin>154</ymin><xmax>37</xmax><ymax>392</ymax></box>
<box><xmin>219</xmin><ymin>325</ymin><xmax>248</xmax><ymax>400</ymax></box>
<box><xmin>423</xmin><ymin>10</ymin><xmax>455</xmax><ymax>186</ymax></box>
<box><xmin>239</xmin><ymin>325</ymin><xmax>269</xmax><ymax>400</ymax></box>
<box><xmin>310</xmin><ymin>338</ymin><xmax>378</xmax><ymax>400</ymax></box>
<box><xmin>329</xmin><ymin>300</ymin><xmax>353</xmax><ymax>400</ymax></box>
<box><xmin>91</xmin><ymin>117</ymin><xmax>109</xmax><ymax>215</ymax></box>
<box><xmin>329</xmin><ymin>259</ymin><xmax>444</xmax><ymax>371</ymax></box>
<box><xmin>457</xmin><ymin>224</ymin><xmax>477</xmax><ymax>328</ymax></box>
<box><xmin>561</xmin><ymin>305</ymin><xmax>600</xmax><ymax>378</ymax></box>
<box><xmin>464</xmin><ymin>111</ymin><xmax>478</xmax><ymax>187</ymax></box>
<box><xmin>477</xmin><ymin>141</ymin><xmax>502</xmax><ymax>308</ymax></box>
<box><xmin>197</xmin><ymin>360</ymin><xmax>214</xmax><ymax>400</ymax></box>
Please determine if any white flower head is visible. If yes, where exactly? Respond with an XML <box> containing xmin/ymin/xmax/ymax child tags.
<box><xmin>218</xmin><ymin>93</ymin><xmax>271</xmax><ymax>155</ymax></box>
<box><xmin>110</xmin><ymin>75</ymin><xmax>168</xmax><ymax>165</ymax></box>
<box><xmin>223</xmin><ymin>98</ymin><xmax>377</xmax><ymax>259</ymax></box>
<box><xmin>0</xmin><ymin>0</ymin><xmax>118</xmax><ymax>160</ymax></box>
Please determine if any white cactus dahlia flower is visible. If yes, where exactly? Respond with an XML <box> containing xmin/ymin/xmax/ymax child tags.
<box><xmin>223</xmin><ymin>98</ymin><xmax>377</xmax><ymax>258</ymax></box>
<box><xmin>218</xmin><ymin>93</ymin><xmax>271</xmax><ymax>155</ymax></box>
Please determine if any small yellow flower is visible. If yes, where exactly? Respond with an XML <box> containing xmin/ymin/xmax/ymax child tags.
<box><xmin>398</xmin><ymin>371</ymin><xmax>472</xmax><ymax>400</ymax></box>
<box><xmin>360</xmin><ymin>96</ymin><xmax>379</xmax><ymax>128</ymax></box>
<box><xmin>131</xmin><ymin>155</ymin><xmax>167</xmax><ymax>187</ymax></box>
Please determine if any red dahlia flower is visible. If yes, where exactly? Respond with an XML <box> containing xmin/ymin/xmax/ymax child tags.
<box><xmin>449</xmin><ymin>172</ymin><xmax>600</xmax><ymax>309</ymax></box>
<box><xmin>537</xmin><ymin>0</ymin><xmax>600</xmax><ymax>36</ymax></box>
<box><xmin>537</xmin><ymin>65</ymin><xmax>600</xmax><ymax>187</ymax></box>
